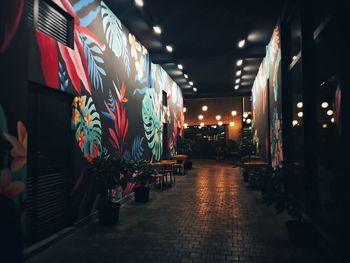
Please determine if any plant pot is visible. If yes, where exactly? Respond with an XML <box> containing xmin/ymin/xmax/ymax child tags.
<box><xmin>134</xmin><ymin>186</ymin><xmax>150</xmax><ymax>203</ymax></box>
<box><xmin>98</xmin><ymin>201</ymin><xmax>120</xmax><ymax>226</ymax></box>
<box><xmin>285</xmin><ymin>220</ymin><xmax>315</xmax><ymax>245</ymax></box>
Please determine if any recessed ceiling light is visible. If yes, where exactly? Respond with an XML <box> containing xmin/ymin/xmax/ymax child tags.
<box><xmin>153</xmin><ymin>26</ymin><xmax>162</xmax><ymax>35</ymax></box>
<box><xmin>202</xmin><ymin>106</ymin><xmax>208</xmax><ymax>111</ymax></box>
<box><xmin>246</xmin><ymin>118</ymin><xmax>251</xmax><ymax>124</ymax></box>
<box><xmin>198</xmin><ymin>115</ymin><xmax>203</xmax><ymax>120</ymax></box>
<box><xmin>243</xmin><ymin>112</ymin><xmax>248</xmax><ymax>118</ymax></box>
<box><xmin>234</xmin><ymin>85</ymin><xmax>239</xmax><ymax>90</ymax></box>
<box><xmin>292</xmin><ymin>120</ymin><xmax>298</xmax><ymax>126</ymax></box>
<box><xmin>177</xmin><ymin>64</ymin><xmax>183</xmax><ymax>70</ymax></box>
<box><xmin>218</xmin><ymin>121</ymin><xmax>223</xmax><ymax>126</ymax></box>
<box><xmin>231</xmin><ymin>111</ymin><xmax>237</xmax><ymax>116</ymax></box>
<box><xmin>331</xmin><ymin>117</ymin><xmax>335</xmax><ymax>123</ymax></box>
<box><xmin>134</xmin><ymin>0</ymin><xmax>144</xmax><ymax>7</ymax></box>
<box><xmin>216</xmin><ymin>115</ymin><xmax>221</xmax><ymax>120</ymax></box>
<box><xmin>184</xmin><ymin>74</ymin><xmax>188</xmax><ymax>79</ymax></box>
<box><xmin>327</xmin><ymin>110</ymin><xmax>333</xmax><ymax>116</ymax></box>
<box><xmin>193</xmin><ymin>87</ymin><xmax>197</xmax><ymax>92</ymax></box>
<box><xmin>322</xmin><ymin>123</ymin><xmax>328</xmax><ymax>128</ymax></box>
<box><xmin>292</xmin><ymin>55</ymin><xmax>297</xmax><ymax>60</ymax></box>
<box><xmin>235</xmin><ymin>79</ymin><xmax>240</xmax><ymax>84</ymax></box>
<box><xmin>184</xmin><ymin>123</ymin><xmax>188</xmax><ymax>128</ymax></box>
<box><xmin>297</xmin><ymin>102</ymin><xmax>303</xmax><ymax>108</ymax></box>
<box><xmin>230</xmin><ymin>121</ymin><xmax>235</xmax><ymax>127</ymax></box>
<box><xmin>321</xmin><ymin>102</ymin><xmax>329</xmax><ymax>108</ymax></box>
<box><xmin>236</xmin><ymin>59</ymin><xmax>243</xmax><ymax>66</ymax></box>
<box><xmin>200</xmin><ymin>122</ymin><xmax>205</xmax><ymax>127</ymax></box>
<box><xmin>189</xmin><ymin>81</ymin><xmax>194</xmax><ymax>86</ymax></box>
<box><xmin>183</xmin><ymin>107</ymin><xmax>186</xmax><ymax>112</ymax></box>
<box><xmin>236</xmin><ymin>70</ymin><xmax>242</xmax><ymax>76</ymax></box>
<box><xmin>166</xmin><ymin>45</ymin><xmax>173</xmax><ymax>52</ymax></box>
<box><xmin>238</xmin><ymin>39</ymin><xmax>245</xmax><ymax>48</ymax></box>
<box><xmin>298</xmin><ymin>112</ymin><xmax>303</xmax><ymax>117</ymax></box>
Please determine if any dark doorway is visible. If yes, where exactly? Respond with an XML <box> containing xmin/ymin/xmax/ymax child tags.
<box><xmin>26</xmin><ymin>83</ymin><xmax>74</xmax><ymax>245</ymax></box>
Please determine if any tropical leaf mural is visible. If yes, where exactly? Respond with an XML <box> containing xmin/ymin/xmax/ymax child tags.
<box><xmin>80</xmin><ymin>33</ymin><xmax>106</xmax><ymax>91</ymax></box>
<box><xmin>103</xmin><ymin>81</ymin><xmax>129</xmax><ymax>157</ymax></box>
<box><xmin>73</xmin><ymin>0</ymin><xmax>101</xmax><ymax>27</ymax></box>
<box><xmin>121</xmin><ymin>32</ymin><xmax>130</xmax><ymax>77</ymax></box>
<box><xmin>72</xmin><ymin>95</ymin><xmax>102</xmax><ymax>162</ymax></box>
<box><xmin>123</xmin><ymin>136</ymin><xmax>144</xmax><ymax>161</ymax></box>
<box><xmin>101</xmin><ymin>1</ymin><xmax>123</xmax><ymax>58</ymax></box>
<box><xmin>59</xmin><ymin>62</ymin><xmax>69</xmax><ymax>91</ymax></box>
<box><xmin>142</xmin><ymin>88</ymin><xmax>163</xmax><ymax>161</ymax></box>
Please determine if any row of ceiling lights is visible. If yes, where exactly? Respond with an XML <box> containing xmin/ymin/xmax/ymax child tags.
<box><xmin>234</xmin><ymin>39</ymin><xmax>245</xmax><ymax>90</ymax></box>
<box><xmin>135</xmin><ymin>0</ymin><xmax>197</xmax><ymax>93</ymax></box>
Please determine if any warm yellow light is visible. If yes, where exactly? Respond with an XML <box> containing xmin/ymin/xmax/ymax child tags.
<box><xmin>231</xmin><ymin>110</ymin><xmax>237</xmax><ymax>116</ymax></box>
<box><xmin>236</xmin><ymin>59</ymin><xmax>243</xmax><ymax>66</ymax></box>
<box><xmin>134</xmin><ymin>0</ymin><xmax>144</xmax><ymax>7</ymax></box>
<box><xmin>238</xmin><ymin>39</ymin><xmax>245</xmax><ymax>48</ymax></box>
<box><xmin>246</xmin><ymin>119</ymin><xmax>251</xmax><ymax>124</ymax></box>
<box><xmin>202</xmin><ymin>106</ymin><xmax>208</xmax><ymax>111</ymax></box>
<box><xmin>292</xmin><ymin>120</ymin><xmax>298</xmax><ymax>126</ymax></box>
<box><xmin>183</xmin><ymin>107</ymin><xmax>187</xmax><ymax>112</ymax></box>
<box><xmin>243</xmin><ymin>112</ymin><xmax>248</xmax><ymax>118</ymax></box>
<box><xmin>321</xmin><ymin>102</ymin><xmax>329</xmax><ymax>108</ymax></box>
<box><xmin>166</xmin><ymin>45</ymin><xmax>173</xmax><ymax>52</ymax></box>
<box><xmin>184</xmin><ymin>123</ymin><xmax>188</xmax><ymax>128</ymax></box>
<box><xmin>200</xmin><ymin>122</ymin><xmax>204</xmax><ymax>127</ymax></box>
<box><xmin>297</xmin><ymin>112</ymin><xmax>303</xmax><ymax>117</ymax></box>
<box><xmin>322</xmin><ymin>124</ymin><xmax>328</xmax><ymax>128</ymax></box>
<box><xmin>153</xmin><ymin>26</ymin><xmax>162</xmax><ymax>35</ymax></box>
<box><xmin>198</xmin><ymin>115</ymin><xmax>204</xmax><ymax>120</ymax></box>
<box><xmin>216</xmin><ymin>115</ymin><xmax>221</xmax><ymax>120</ymax></box>
<box><xmin>218</xmin><ymin>121</ymin><xmax>223</xmax><ymax>126</ymax></box>
<box><xmin>229</xmin><ymin>121</ymin><xmax>235</xmax><ymax>127</ymax></box>
<box><xmin>297</xmin><ymin>102</ymin><xmax>303</xmax><ymax>108</ymax></box>
<box><xmin>327</xmin><ymin>110</ymin><xmax>333</xmax><ymax>116</ymax></box>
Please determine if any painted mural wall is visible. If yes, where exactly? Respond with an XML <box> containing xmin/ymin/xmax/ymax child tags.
<box><xmin>0</xmin><ymin>0</ymin><xmax>28</xmax><ymax>255</ymax></box>
<box><xmin>252</xmin><ymin>25</ymin><xmax>283</xmax><ymax>169</ymax></box>
<box><xmin>27</xmin><ymin>0</ymin><xmax>183</xmax><ymax>216</ymax></box>
<box><xmin>1</xmin><ymin>0</ymin><xmax>183</xmax><ymax>244</ymax></box>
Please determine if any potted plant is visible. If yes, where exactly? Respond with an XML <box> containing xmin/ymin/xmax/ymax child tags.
<box><xmin>88</xmin><ymin>154</ymin><xmax>123</xmax><ymax>225</ymax></box>
<box><xmin>129</xmin><ymin>160</ymin><xmax>154</xmax><ymax>203</ymax></box>
<box><xmin>262</xmin><ymin>165</ymin><xmax>315</xmax><ymax>245</ymax></box>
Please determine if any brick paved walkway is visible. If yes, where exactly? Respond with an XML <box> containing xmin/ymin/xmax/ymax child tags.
<box><xmin>27</xmin><ymin>160</ymin><xmax>326</xmax><ymax>263</ymax></box>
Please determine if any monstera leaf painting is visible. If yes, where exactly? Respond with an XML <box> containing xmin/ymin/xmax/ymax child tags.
<box><xmin>142</xmin><ymin>89</ymin><xmax>163</xmax><ymax>161</ymax></box>
<box><xmin>72</xmin><ymin>96</ymin><xmax>102</xmax><ymax>162</ymax></box>
<box><xmin>101</xmin><ymin>1</ymin><xmax>123</xmax><ymax>58</ymax></box>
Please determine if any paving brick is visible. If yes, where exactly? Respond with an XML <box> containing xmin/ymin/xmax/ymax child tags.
<box><xmin>27</xmin><ymin>160</ymin><xmax>327</xmax><ymax>263</ymax></box>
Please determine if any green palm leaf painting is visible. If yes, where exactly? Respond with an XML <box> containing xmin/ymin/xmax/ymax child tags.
<box><xmin>72</xmin><ymin>96</ymin><xmax>102</xmax><ymax>161</ymax></box>
<box><xmin>142</xmin><ymin>89</ymin><xmax>163</xmax><ymax>161</ymax></box>
<box><xmin>101</xmin><ymin>1</ymin><xmax>123</xmax><ymax>58</ymax></box>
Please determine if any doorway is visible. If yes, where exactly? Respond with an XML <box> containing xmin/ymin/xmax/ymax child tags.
<box><xmin>26</xmin><ymin>83</ymin><xmax>74</xmax><ymax>245</ymax></box>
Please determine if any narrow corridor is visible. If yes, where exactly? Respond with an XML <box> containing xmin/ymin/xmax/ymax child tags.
<box><xmin>27</xmin><ymin>161</ymin><xmax>325</xmax><ymax>263</ymax></box>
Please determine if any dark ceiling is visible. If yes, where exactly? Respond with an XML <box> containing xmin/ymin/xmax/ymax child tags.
<box><xmin>105</xmin><ymin>0</ymin><xmax>286</xmax><ymax>98</ymax></box>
